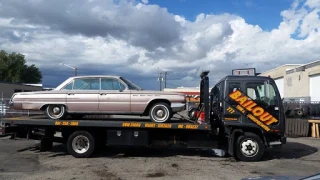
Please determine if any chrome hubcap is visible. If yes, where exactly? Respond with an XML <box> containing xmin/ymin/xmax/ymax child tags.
<box><xmin>151</xmin><ymin>105</ymin><xmax>169</xmax><ymax>122</ymax></box>
<box><xmin>72</xmin><ymin>135</ymin><xmax>89</xmax><ymax>154</ymax></box>
<box><xmin>240</xmin><ymin>139</ymin><xmax>259</xmax><ymax>157</ymax></box>
<box><xmin>48</xmin><ymin>105</ymin><xmax>64</xmax><ymax>119</ymax></box>
<box><xmin>53</xmin><ymin>107</ymin><xmax>61</xmax><ymax>114</ymax></box>
<box><xmin>156</xmin><ymin>110</ymin><xmax>164</xmax><ymax>118</ymax></box>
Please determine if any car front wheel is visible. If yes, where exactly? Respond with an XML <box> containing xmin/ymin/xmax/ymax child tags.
<box><xmin>149</xmin><ymin>102</ymin><xmax>172</xmax><ymax>123</ymax></box>
<box><xmin>45</xmin><ymin>104</ymin><xmax>67</xmax><ymax>120</ymax></box>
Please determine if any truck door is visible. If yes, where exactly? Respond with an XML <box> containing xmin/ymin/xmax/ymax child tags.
<box><xmin>224</xmin><ymin>79</ymin><xmax>282</xmax><ymax>132</ymax></box>
<box><xmin>244</xmin><ymin>81</ymin><xmax>281</xmax><ymax>126</ymax></box>
<box><xmin>223</xmin><ymin>82</ymin><xmax>243</xmax><ymax>122</ymax></box>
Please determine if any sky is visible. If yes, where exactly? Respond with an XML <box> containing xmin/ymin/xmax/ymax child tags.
<box><xmin>0</xmin><ymin>0</ymin><xmax>320</xmax><ymax>90</ymax></box>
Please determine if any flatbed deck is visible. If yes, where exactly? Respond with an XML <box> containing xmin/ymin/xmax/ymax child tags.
<box><xmin>0</xmin><ymin>116</ymin><xmax>211</xmax><ymax>131</ymax></box>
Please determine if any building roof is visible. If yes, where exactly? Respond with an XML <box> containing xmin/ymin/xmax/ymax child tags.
<box><xmin>0</xmin><ymin>81</ymin><xmax>43</xmax><ymax>87</ymax></box>
<box><xmin>260</xmin><ymin>64</ymin><xmax>302</xmax><ymax>75</ymax></box>
<box><xmin>286</xmin><ymin>60</ymin><xmax>320</xmax><ymax>74</ymax></box>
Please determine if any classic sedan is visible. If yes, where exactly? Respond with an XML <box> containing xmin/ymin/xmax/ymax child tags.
<box><xmin>10</xmin><ymin>76</ymin><xmax>186</xmax><ymax>123</ymax></box>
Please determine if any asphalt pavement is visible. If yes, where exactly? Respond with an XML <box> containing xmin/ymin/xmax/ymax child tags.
<box><xmin>0</xmin><ymin>136</ymin><xmax>320</xmax><ymax>180</ymax></box>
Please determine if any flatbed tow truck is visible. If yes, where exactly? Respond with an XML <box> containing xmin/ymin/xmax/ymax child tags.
<box><xmin>0</xmin><ymin>70</ymin><xmax>286</xmax><ymax>162</ymax></box>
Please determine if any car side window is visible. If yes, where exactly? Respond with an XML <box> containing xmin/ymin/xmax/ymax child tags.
<box><xmin>73</xmin><ymin>78</ymin><xmax>100</xmax><ymax>90</ymax></box>
<box><xmin>113</xmin><ymin>80</ymin><xmax>126</xmax><ymax>91</ymax></box>
<box><xmin>101</xmin><ymin>78</ymin><xmax>126</xmax><ymax>90</ymax></box>
<box><xmin>101</xmin><ymin>78</ymin><xmax>114</xmax><ymax>90</ymax></box>
<box><xmin>63</xmin><ymin>82</ymin><xmax>74</xmax><ymax>90</ymax></box>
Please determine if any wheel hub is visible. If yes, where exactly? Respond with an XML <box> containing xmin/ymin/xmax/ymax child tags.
<box><xmin>241</xmin><ymin>139</ymin><xmax>258</xmax><ymax>157</ymax></box>
<box><xmin>72</xmin><ymin>135</ymin><xmax>89</xmax><ymax>154</ymax></box>
<box><xmin>156</xmin><ymin>110</ymin><xmax>164</xmax><ymax>118</ymax></box>
<box><xmin>53</xmin><ymin>107</ymin><xmax>61</xmax><ymax>114</ymax></box>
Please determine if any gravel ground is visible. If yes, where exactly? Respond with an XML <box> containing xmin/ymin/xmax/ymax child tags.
<box><xmin>0</xmin><ymin>136</ymin><xmax>320</xmax><ymax>180</ymax></box>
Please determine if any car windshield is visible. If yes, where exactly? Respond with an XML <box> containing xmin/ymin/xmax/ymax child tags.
<box><xmin>120</xmin><ymin>77</ymin><xmax>142</xmax><ymax>90</ymax></box>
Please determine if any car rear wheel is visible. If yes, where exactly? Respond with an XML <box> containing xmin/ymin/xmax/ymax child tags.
<box><xmin>45</xmin><ymin>104</ymin><xmax>67</xmax><ymax>120</ymax></box>
<box><xmin>149</xmin><ymin>102</ymin><xmax>172</xmax><ymax>123</ymax></box>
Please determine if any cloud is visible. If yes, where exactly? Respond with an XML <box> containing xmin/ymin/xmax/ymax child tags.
<box><xmin>182</xmin><ymin>76</ymin><xmax>194</xmax><ymax>81</ymax></box>
<box><xmin>0</xmin><ymin>0</ymin><xmax>320</xmax><ymax>89</ymax></box>
<box><xmin>141</xmin><ymin>0</ymin><xmax>148</xmax><ymax>4</ymax></box>
<box><xmin>0</xmin><ymin>0</ymin><xmax>181</xmax><ymax>51</ymax></box>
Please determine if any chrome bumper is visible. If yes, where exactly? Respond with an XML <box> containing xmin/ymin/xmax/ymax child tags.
<box><xmin>8</xmin><ymin>100</ymin><xmax>14</xmax><ymax>107</ymax></box>
<box><xmin>171</xmin><ymin>103</ymin><xmax>186</xmax><ymax>112</ymax></box>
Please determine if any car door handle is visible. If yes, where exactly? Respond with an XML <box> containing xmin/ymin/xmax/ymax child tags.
<box><xmin>68</xmin><ymin>93</ymin><xmax>74</xmax><ymax>95</ymax></box>
<box><xmin>100</xmin><ymin>93</ymin><xmax>107</xmax><ymax>95</ymax></box>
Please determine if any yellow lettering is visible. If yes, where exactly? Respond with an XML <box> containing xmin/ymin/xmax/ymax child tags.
<box><xmin>242</xmin><ymin>100</ymin><xmax>254</xmax><ymax>108</ymax></box>
<box><xmin>185</xmin><ymin>125</ymin><xmax>198</xmax><ymax>129</ymax></box>
<box><xmin>227</xmin><ymin>106</ymin><xmax>235</xmax><ymax>113</ymax></box>
<box><xmin>157</xmin><ymin>124</ymin><xmax>172</xmax><ymax>128</ymax></box>
<box><xmin>245</xmin><ymin>102</ymin><xmax>257</xmax><ymax>111</ymax></box>
<box><xmin>122</xmin><ymin>123</ymin><xmax>141</xmax><ymax>127</ymax></box>
<box><xmin>265</xmin><ymin>117</ymin><xmax>278</xmax><ymax>125</ymax></box>
<box><xmin>236</xmin><ymin>96</ymin><xmax>248</xmax><ymax>105</ymax></box>
<box><xmin>236</xmin><ymin>105</ymin><xmax>245</xmax><ymax>113</ymax></box>
<box><xmin>229</xmin><ymin>90</ymin><xmax>242</xmax><ymax>100</ymax></box>
<box><xmin>145</xmin><ymin>123</ymin><xmax>156</xmax><ymax>128</ymax></box>
<box><xmin>247</xmin><ymin>114</ymin><xmax>270</xmax><ymax>131</ymax></box>
<box><xmin>259</xmin><ymin>112</ymin><xmax>272</xmax><ymax>122</ymax></box>
<box><xmin>122</xmin><ymin>123</ymin><xmax>130</xmax><ymax>127</ymax></box>
<box><xmin>178</xmin><ymin>125</ymin><xmax>184</xmax><ymax>129</ymax></box>
<box><xmin>252</xmin><ymin>107</ymin><xmax>264</xmax><ymax>116</ymax></box>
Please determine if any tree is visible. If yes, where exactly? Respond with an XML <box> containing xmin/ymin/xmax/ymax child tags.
<box><xmin>0</xmin><ymin>50</ymin><xmax>42</xmax><ymax>83</ymax></box>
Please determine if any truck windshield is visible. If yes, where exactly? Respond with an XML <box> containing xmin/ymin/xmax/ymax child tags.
<box><xmin>120</xmin><ymin>77</ymin><xmax>142</xmax><ymax>90</ymax></box>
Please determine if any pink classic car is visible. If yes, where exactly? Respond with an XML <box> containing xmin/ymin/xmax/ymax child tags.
<box><xmin>10</xmin><ymin>76</ymin><xmax>186</xmax><ymax>123</ymax></box>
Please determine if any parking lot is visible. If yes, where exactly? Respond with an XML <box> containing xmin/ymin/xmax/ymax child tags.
<box><xmin>0</xmin><ymin>136</ymin><xmax>319</xmax><ymax>180</ymax></box>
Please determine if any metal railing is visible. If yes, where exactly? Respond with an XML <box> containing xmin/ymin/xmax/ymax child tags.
<box><xmin>0</xmin><ymin>97</ymin><xmax>44</xmax><ymax>119</ymax></box>
<box><xmin>283</xmin><ymin>101</ymin><xmax>320</xmax><ymax>118</ymax></box>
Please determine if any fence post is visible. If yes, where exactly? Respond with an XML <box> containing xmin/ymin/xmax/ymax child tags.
<box><xmin>1</xmin><ymin>92</ymin><xmax>3</xmax><ymax>119</ymax></box>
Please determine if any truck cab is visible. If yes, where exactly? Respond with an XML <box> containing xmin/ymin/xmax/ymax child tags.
<box><xmin>209</xmin><ymin>75</ymin><xmax>286</xmax><ymax>161</ymax></box>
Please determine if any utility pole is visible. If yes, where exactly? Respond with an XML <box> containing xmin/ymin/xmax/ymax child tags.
<box><xmin>60</xmin><ymin>63</ymin><xmax>78</xmax><ymax>76</ymax></box>
<box><xmin>164</xmin><ymin>72</ymin><xmax>167</xmax><ymax>89</ymax></box>
<box><xmin>158</xmin><ymin>72</ymin><xmax>163</xmax><ymax>91</ymax></box>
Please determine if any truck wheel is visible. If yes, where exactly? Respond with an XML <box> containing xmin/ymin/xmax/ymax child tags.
<box><xmin>149</xmin><ymin>102</ymin><xmax>172</xmax><ymax>123</ymax></box>
<box><xmin>235</xmin><ymin>132</ymin><xmax>265</xmax><ymax>162</ymax></box>
<box><xmin>188</xmin><ymin>108</ymin><xmax>196</xmax><ymax>119</ymax></box>
<box><xmin>67</xmin><ymin>131</ymin><xmax>95</xmax><ymax>158</ymax></box>
<box><xmin>45</xmin><ymin>105</ymin><xmax>67</xmax><ymax>120</ymax></box>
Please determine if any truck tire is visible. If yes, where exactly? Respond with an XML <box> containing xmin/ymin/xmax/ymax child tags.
<box><xmin>67</xmin><ymin>131</ymin><xmax>95</xmax><ymax>158</ymax></box>
<box><xmin>149</xmin><ymin>102</ymin><xmax>172</xmax><ymax>123</ymax></box>
<box><xmin>188</xmin><ymin>108</ymin><xmax>196</xmax><ymax>119</ymax></box>
<box><xmin>235</xmin><ymin>132</ymin><xmax>265</xmax><ymax>162</ymax></box>
<box><xmin>309</xmin><ymin>104</ymin><xmax>315</xmax><ymax>116</ymax></box>
<box><xmin>315</xmin><ymin>104</ymin><xmax>320</xmax><ymax>116</ymax></box>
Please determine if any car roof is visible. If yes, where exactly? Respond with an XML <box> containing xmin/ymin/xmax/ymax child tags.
<box><xmin>69</xmin><ymin>75</ymin><xmax>121</xmax><ymax>79</ymax></box>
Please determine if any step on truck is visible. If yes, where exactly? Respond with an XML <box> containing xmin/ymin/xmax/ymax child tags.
<box><xmin>0</xmin><ymin>69</ymin><xmax>286</xmax><ymax>162</ymax></box>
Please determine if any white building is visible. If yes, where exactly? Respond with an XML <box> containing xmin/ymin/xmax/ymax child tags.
<box><xmin>260</xmin><ymin>60</ymin><xmax>320</xmax><ymax>102</ymax></box>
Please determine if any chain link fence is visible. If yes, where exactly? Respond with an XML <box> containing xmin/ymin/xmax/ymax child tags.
<box><xmin>0</xmin><ymin>97</ymin><xmax>44</xmax><ymax>119</ymax></box>
<box><xmin>283</xmin><ymin>101</ymin><xmax>320</xmax><ymax>119</ymax></box>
